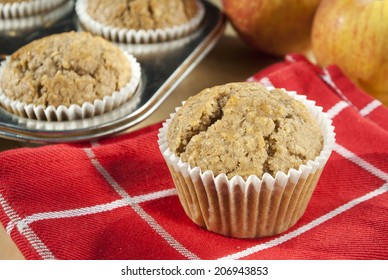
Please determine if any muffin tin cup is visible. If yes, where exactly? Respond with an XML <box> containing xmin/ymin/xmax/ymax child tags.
<box><xmin>158</xmin><ymin>88</ymin><xmax>336</xmax><ymax>238</ymax></box>
<box><xmin>75</xmin><ymin>0</ymin><xmax>205</xmax><ymax>44</ymax></box>
<box><xmin>0</xmin><ymin>52</ymin><xmax>141</xmax><ymax>121</ymax></box>
<box><xmin>0</xmin><ymin>0</ymin><xmax>66</xmax><ymax>19</ymax></box>
<box><xmin>0</xmin><ymin>0</ymin><xmax>73</xmax><ymax>31</ymax></box>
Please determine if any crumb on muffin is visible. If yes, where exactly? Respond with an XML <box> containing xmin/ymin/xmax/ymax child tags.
<box><xmin>167</xmin><ymin>82</ymin><xmax>323</xmax><ymax>179</ymax></box>
<box><xmin>0</xmin><ymin>31</ymin><xmax>132</xmax><ymax>107</ymax></box>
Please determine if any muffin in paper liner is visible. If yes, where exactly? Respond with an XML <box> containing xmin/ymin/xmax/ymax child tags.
<box><xmin>158</xmin><ymin>87</ymin><xmax>336</xmax><ymax>238</ymax></box>
<box><xmin>0</xmin><ymin>0</ymin><xmax>66</xmax><ymax>19</ymax></box>
<box><xmin>75</xmin><ymin>0</ymin><xmax>205</xmax><ymax>44</ymax></box>
<box><xmin>0</xmin><ymin>0</ymin><xmax>73</xmax><ymax>31</ymax></box>
<box><xmin>77</xmin><ymin>20</ymin><xmax>200</xmax><ymax>57</ymax></box>
<box><xmin>0</xmin><ymin>52</ymin><xmax>141</xmax><ymax>121</ymax></box>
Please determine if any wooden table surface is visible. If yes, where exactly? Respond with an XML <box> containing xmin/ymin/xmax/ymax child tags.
<box><xmin>0</xmin><ymin>0</ymin><xmax>386</xmax><ymax>260</ymax></box>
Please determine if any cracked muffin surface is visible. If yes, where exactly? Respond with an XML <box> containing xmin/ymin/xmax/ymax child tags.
<box><xmin>86</xmin><ymin>0</ymin><xmax>198</xmax><ymax>30</ymax></box>
<box><xmin>167</xmin><ymin>82</ymin><xmax>323</xmax><ymax>180</ymax></box>
<box><xmin>1</xmin><ymin>31</ymin><xmax>131</xmax><ymax>107</ymax></box>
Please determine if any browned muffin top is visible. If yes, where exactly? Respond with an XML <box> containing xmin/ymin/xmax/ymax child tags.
<box><xmin>1</xmin><ymin>32</ymin><xmax>132</xmax><ymax>107</ymax></box>
<box><xmin>167</xmin><ymin>82</ymin><xmax>323</xmax><ymax>180</ymax></box>
<box><xmin>86</xmin><ymin>0</ymin><xmax>198</xmax><ymax>30</ymax></box>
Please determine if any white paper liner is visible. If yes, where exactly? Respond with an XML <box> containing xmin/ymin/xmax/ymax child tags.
<box><xmin>158</xmin><ymin>87</ymin><xmax>336</xmax><ymax>238</ymax></box>
<box><xmin>0</xmin><ymin>0</ymin><xmax>73</xmax><ymax>31</ymax></box>
<box><xmin>14</xmin><ymin>87</ymin><xmax>142</xmax><ymax>131</ymax></box>
<box><xmin>0</xmin><ymin>0</ymin><xmax>66</xmax><ymax>19</ymax></box>
<box><xmin>77</xmin><ymin>20</ymin><xmax>200</xmax><ymax>57</ymax></box>
<box><xmin>75</xmin><ymin>0</ymin><xmax>205</xmax><ymax>44</ymax></box>
<box><xmin>0</xmin><ymin>52</ymin><xmax>141</xmax><ymax>121</ymax></box>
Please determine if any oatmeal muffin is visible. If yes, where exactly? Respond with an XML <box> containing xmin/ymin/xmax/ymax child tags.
<box><xmin>158</xmin><ymin>82</ymin><xmax>335</xmax><ymax>238</ymax></box>
<box><xmin>0</xmin><ymin>31</ymin><xmax>141</xmax><ymax>120</ymax></box>
<box><xmin>1</xmin><ymin>0</ymin><xmax>71</xmax><ymax>32</ymax></box>
<box><xmin>87</xmin><ymin>0</ymin><xmax>198</xmax><ymax>30</ymax></box>
<box><xmin>168</xmin><ymin>82</ymin><xmax>323</xmax><ymax>180</ymax></box>
<box><xmin>76</xmin><ymin>0</ymin><xmax>205</xmax><ymax>43</ymax></box>
<box><xmin>0</xmin><ymin>0</ymin><xmax>66</xmax><ymax>18</ymax></box>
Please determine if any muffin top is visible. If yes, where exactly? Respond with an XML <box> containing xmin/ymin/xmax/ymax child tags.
<box><xmin>86</xmin><ymin>0</ymin><xmax>198</xmax><ymax>30</ymax></box>
<box><xmin>0</xmin><ymin>32</ymin><xmax>132</xmax><ymax>107</ymax></box>
<box><xmin>167</xmin><ymin>82</ymin><xmax>323</xmax><ymax>180</ymax></box>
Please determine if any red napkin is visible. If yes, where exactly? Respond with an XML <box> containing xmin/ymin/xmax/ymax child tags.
<box><xmin>1</xmin><ymin>54</ymin><xmax>387</xmax><ymax>260</ymax></box>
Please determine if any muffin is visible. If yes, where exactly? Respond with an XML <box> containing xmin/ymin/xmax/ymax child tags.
<box><xmin>0</xmin><ymin>0</ymin><xmax>72</xmax><ymax>31</ymax></box>
<box><xmin>75</xmin><ymin>0</ymin><xmax>205</xmax><ymax>44</ymax></box>
<box><xmin>0</xmin><ymin>0</ymin><xmax>66</xmax><ymax>18</ymax></box>
<box><xmin>158</xmin><ymin>82</ymin><xmax>335</xmax><ymax>238</ymax></box>
<box><xmin>0</xmin><ymin>31</ymin><xmax>141</xmax><ymax>121</ymax></box>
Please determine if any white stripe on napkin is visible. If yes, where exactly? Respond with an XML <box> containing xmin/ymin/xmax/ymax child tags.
<box><xmin>1</xmin><ymin>193</ymin><xmax>55</xmax><ymax>260</ymax></box>
<box><xmin>84</xmin><ymin>147</ymin><xmax>200</xmax><ymax>260</ymax></box>
<box><xmin>359</xmin><ymin>100</ymin><xmax>382</xmax><ymax>117</ymax></box>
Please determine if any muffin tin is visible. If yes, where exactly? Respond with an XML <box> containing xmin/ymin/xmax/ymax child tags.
<box><xmin>0</xmin><ymin>0</ymin><xmax>225</xmax><ymax>143</ymax></box>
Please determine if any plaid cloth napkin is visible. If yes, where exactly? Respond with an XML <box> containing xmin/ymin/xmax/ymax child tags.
<box><xmin>1</xmin><ymin>54</ymin><xmax>387</xmax><ymax>260</ymax></box>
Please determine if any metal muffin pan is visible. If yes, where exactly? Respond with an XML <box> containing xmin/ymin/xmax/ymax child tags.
<box><xmin>0</xmin><ymin>0</ymin><xmax>225</xmax><ymax>143</ymax></box>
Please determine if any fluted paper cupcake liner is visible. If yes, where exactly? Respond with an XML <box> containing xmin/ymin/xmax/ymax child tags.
<box><xmin>13</xmin><ymin>89</ymin><xmax>142</xmax><ymax>131</ymax></box>
<box><xmin>77</xmin><ymin>21</ymin><xmax>200</xmax><ymax>57</ymax></box>
<box><xmin>0</xmin><ymin>52</ymin><xmax>141</xmax><ymax>121</ymax></box>
<box><xmin>0</xmin><ymin>0</ymin><xmax>73</xmax><ymax>31</ymax></box>
<box><xmin>158</xmin><ymin>88</ymin><xmax>336</xmax><ymax>238</ymax></box>
<box><xmin>0</xmin><ymin>0</ymin><xmax>66</xmax><ymax>19</ymax></box>
<box><xmin>75</xmin><ymin>0</ymin><xmax>205</xmax><ymax>44</ymax></box>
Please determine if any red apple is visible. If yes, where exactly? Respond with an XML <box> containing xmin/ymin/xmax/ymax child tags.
<box><xmin>312</xmin><ymin>0</ymin><xmax>388</xmax><ymax>103</ymax></box>
<box><xmin>222</xmin><ymin>0</ymin><xmax>320</xmax><ymax>56</ymax></box>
